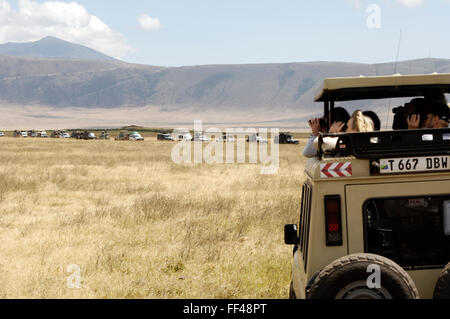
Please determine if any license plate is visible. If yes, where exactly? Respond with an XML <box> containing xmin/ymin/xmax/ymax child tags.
<box><xmin>380</xmin><ymin>156</ymin><xmax>450</xmax><ymax>174</ymax></box>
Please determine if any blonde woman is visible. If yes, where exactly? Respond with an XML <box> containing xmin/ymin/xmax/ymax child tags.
<box><xmin>314</xmin><ymin>110</ymin><xmax>375</xmax><ymax>152</ymax></box>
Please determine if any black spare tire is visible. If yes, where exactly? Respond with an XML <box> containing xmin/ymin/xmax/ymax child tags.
<box><xmin>434</xmin><ymin>262</ymin><xmax>450</xmax><ymax>299</ymax></box>
<box><xmin>308</xmin><ymin>253</ymin><xmax>419</xmax><ymax>299</ymax></box>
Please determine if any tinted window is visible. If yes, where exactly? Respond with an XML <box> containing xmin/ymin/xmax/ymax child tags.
<box><xmin>364</xmin><ymin>195</ymin><xmax>450</xmax><ymax>269</ymax></box>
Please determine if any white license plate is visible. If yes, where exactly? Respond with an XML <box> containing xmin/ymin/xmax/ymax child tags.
<box><xmin>380</xmin><ymin>156</ymin><xmax>450</xmax><ymax>174</ymax></box>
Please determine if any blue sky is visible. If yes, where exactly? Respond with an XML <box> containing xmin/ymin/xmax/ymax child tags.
<box><xmin>1</xmin><ymin>0</ymin><xmax>449</xmax><ymax>66</ymax></box>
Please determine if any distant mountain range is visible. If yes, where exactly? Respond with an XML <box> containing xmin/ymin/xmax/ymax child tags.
<box><xmin>1</xmin><ymin>37</ymin><xmax>450</xmax><ymax>128</ymax></box>
<box><xmin>0</xmin><ymin>37</ymin><xmax>117</xmax><ymax>61</ymax></box>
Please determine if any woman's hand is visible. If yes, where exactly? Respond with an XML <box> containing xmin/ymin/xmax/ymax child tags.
<box><xmin>308</xmin><ymin>118</ymin><xmax>322</xmax><ymax>136</ymax></box>
<box><xmin>329</xmin><ymin>121</ymin><xmax>345</xmax><ymax>133</ymax></box>
<box><xmin>407</xmin><ymin>114</ymin><xmax>421</xmax><ymax>129</ymax></box>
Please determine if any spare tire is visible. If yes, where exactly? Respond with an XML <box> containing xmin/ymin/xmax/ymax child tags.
<box><xmin>434</xmin><ymin>262</ymin><xmax>450</xmax><ymax>299</ymax></box>
<box><xmin>308</xmin><ymin>253</ymin><xmax>419</xmax><ymax>299</ymax></box>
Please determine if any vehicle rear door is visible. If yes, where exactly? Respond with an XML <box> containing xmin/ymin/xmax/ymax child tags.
<box><xmin>345</xmin><ymin>179</ymin><xmax>450</xmax><ymax>298</ymax></box>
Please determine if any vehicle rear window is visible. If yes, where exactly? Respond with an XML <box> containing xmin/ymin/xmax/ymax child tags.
<box><xmin>363</xmin><ymin>195</ymin><xmax>450</xmax><ymax>269</ymax></box>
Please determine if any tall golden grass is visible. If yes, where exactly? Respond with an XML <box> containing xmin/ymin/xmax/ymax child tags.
<box><xmin>0</xmin><ymin>135</ymin><xmax>308</xmax><ymax>298</ymax></box>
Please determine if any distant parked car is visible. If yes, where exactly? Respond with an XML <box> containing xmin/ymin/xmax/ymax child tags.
<box><xmin>222</xmin><ymin>134</ymin><xmax>235</xmax><ymax>143</ymax></box>
<box><xmin>27</xmin><ymin>130</ymin><xmax>37</xmax><ymax>137</ymax></box>
<box><xmin>178</xmin><ymin>133</ymin><xmax>193</xmax><ymax>141</ymax></box>
<box><xmin>129</xmin><ymin>131</ymin><xmax>144</xmax><ymax>141</ymax></box>
<box><xmin>274</xmin><ymin>133</ymin><xmax>299</xmax><ymax>144</ymax></box>
<box><xmin>51</xmin><ymin>130</ymin><xmax>61</xmax><ymax>138</ymax></box>
<box><xmin>98</xmin><ymin>131</ymin><xmax>110</xmax><ymax>140</ymax></box>
<box><xmin>14</xmin><ymin>130</ymin><xmax>28</xmax><ymax>138</ymax></box>
<box><xmin>115</xmin><ymin>130</ymin><xmax>130</xmax><ymax>141</ymax></box>
<box><xmin>86</xmin><ymin>132</ymin><xmax>97</xmax><ymax>140</ymax></box>
<box><xmin>71</xmin><ymin>131</ymin><xmax>84</xmax><ymax>139</ymax></box>
<box><xmin>38</xmin><ymin>131</ymin><xmax>48</xmax><ymax>138</ymax></box>
<box><xmin>61</xmin><ymin>132</ymin><xmax>70</xmax><ymax>138</ymax></box>
<box><xmin>76</xmin><ymin>131</ymin><xmax>97</xmax><ymax>140</ymax></box>
<box><xmin>157</xmin><ymin>133</ymin><xmax>175</xmax><ymax>141</ymax></box>
<box><xmin>0</xmin><ymin>131</ymin><xmax>4</xmax><ymax>137</ymax></box>
<box><xmin>194</xmin><ymin>133</ymin><xmax>210</xmax><ymax>142</ymax></box>
<box><xmin>248</xmin><ymin>134</ymin><xmax>268</xmax><ymax>144</ymax></box>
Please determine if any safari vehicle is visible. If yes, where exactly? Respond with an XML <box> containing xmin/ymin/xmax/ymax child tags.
<box><xmin>115</xmin><ymin>130</ymin><xmax>130</xmax><ymax>141</ymax></box>
<box><xmin>129</xmin><ymin>131</ymin><xmax>144</xmax><ymax>141</ymax></box>
<box><xmin>85</xmin><ymin>132</ymin><xmax>97</xmax><ymax>140</ymax></box>
<box><xmin>61</xmin><ymin>131</ymin><xmax>70</xmax><ymax>138</ymax></box>
<box><xmin>71</xmin><ymin>131</ymin><xmax>83</xmax><ymax>139</ymax></box>
<box><xmin>13</xmin><ymin>130</ymin><xmax>28</xmax><ymax>138</ymax></box>
<box><xmin>285</xmin><ymin>73</ymin><xmax>450</xmax><ymax>299</ymax></box>
<box><xmin>53</xmin><ymin>130</ymin><xmax>70</xmax><ymax>138</ymax></box>
<box><xmin>98</xmin><ymin>131</ymin><xmax>110</xmax><ymax>140</ymax></box>
<box><xmin>222</xmin><ymin>133</ymin><xmax>235</xmax><ymax>143</ymax></box>
<box><xmin>275</xmin><ymin>133</ymin><xmax>299</xmax><ymax>144</ymax></box>
<box><xmin>248</xmin><ymin>134</ymin><xmax>268</xmax><ymax>144</ymax></box>
<box><xmin>51</xmin><ymin>130</ymin><xmax>70</xmax><ymax>138</ymax></box>
<box><xmin>194</xmin><ymin>132</ymin><xmax>210</xmax><ymax>142</ymax></box>
<box><xmin>177</xmin><ymin>133</ymin><xmax>193</xmax><ymax>142</ymax></box>
<box><xmin>38</xmin><ymin>131</ymin><xmax>48</xmax><ymax>138</ymax></box>
<box><xmin>157</xmin><ymin>133</ymin><xmax>175</xmax><ymax>141</ymax></box>
<box><xmin>27</xmin><ymin>130</ymin><xmax>37</xmax><ymax>137</ymax></box>
<box><xmin>75</xmin><ymin>131</ymin><xmax>97</xmax><ymax>140</ymax></box>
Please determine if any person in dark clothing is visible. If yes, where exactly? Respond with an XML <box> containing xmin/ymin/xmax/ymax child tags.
<box><xmin>407</xmin><ymin>102</ymin><xmax>450</xmax><ymax>129</ymax></box>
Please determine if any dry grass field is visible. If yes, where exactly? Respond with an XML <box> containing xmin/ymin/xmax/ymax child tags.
<box><xmin>0</xmin><ymin>133</ymin><xmax>308</xmax><ymax>298</ymax></box>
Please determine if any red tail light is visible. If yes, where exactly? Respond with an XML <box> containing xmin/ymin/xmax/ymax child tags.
<box><xmin>325</xmin><ymin>195</ymin><xmax>343</xmax><ymax>246</ymax></box>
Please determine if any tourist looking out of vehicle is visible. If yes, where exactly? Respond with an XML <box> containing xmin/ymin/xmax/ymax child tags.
<box><xmin>313</xmin><ymin>110</ymin><xmax>375</xmax><ymax>153</ymax></box>
<box><xmin>363</xmin><ymin>111</ymin><xmax>381</xmax><ymax>131</ymax></box>
<box><xmin>303</xmin><ymin>107</ymin><xmax>350</xmax><ymax>158</ymax></box>
<box><xmin>407</xmin><ymin>102</ymin><xmax>450</xmax><ymax>129</ymax></box>
<box><xmin>327</xmin><ymin>109</ymin><xmax>374</xmax><ymax>134</ymax></box>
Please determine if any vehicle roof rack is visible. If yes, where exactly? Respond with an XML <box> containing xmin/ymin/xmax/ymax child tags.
<box><xmin>319</xmin><ymin>128</ymin><xmax>450</xmax><ymax>160</ymax></box>
<box><xmin>315</xmin><ymin>73</ymin><xmax>450</xmax><ymax>102</ymax></box>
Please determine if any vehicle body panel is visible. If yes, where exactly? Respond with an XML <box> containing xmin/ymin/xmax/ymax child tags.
<box><xmin>292</xmin><ymin>156</ymin><xmax>450</xmax><ymax>299</ymax></box>
<box><xmin>178</xmin><ymin>133</ymin><xmax>193</xmax><ymax>141</ymax></box>
<box><xmin>345</xmin><ymin>179</ymin><xmax>450</xmax><ymax>298</ymax></box>
<box><xmin>129</xmin><ymin>132</ymin><xmax>144</xmax><ymax>141</ymax></box>
<box><xmin>158</xmin><ymin>133</ymin><xmax>175</xmax><ymax>141</ymax></box>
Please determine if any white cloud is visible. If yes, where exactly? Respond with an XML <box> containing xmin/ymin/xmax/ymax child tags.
<box><xmin>0</xmin><ymin>0</ymin><xmax>134</xmax><ymax>58</ymax></box>
<box><xmin>138</xmin><ymin>14</ymin><xmax>161</xmax><ymax>31</ymax></box>
<box><xmin>395</xmin><ymin>0</ymin><xmax>424</xmax><ymax>8</ymax></box>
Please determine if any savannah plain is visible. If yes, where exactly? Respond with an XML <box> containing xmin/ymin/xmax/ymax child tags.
<box><xmin>0</xmin><ymin>132</ymin><xmax>308</xmax><ymax>298</ymax></box>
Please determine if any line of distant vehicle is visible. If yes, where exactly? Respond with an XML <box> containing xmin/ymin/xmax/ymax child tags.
<box><xmin>0</xmin><ymin>130</ymin><xmax>299</xmax><ymax>144</ymax></box>
<box><xmin>0</xmin><ymin>129</ymin><xmax>132</xmax><ymax>140</ymax></box>
<box><xmin>157</xmin><ymin>132</ymin><xmax>299</xmax><ymax>144</ymax></box>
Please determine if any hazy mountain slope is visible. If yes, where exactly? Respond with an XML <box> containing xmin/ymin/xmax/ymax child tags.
<box><xmin>0</xmin><ymin>37</ymin><xmax>117</xmax><ymax>61</ymax></box>
<box><xmin>0</xmin><ymin>54</ymin><xmax>165</xmax><ymax>107</ymax></box>
<box><xmin>1</xmin><ymin>53</ymin><xmax>450</xmax><ymax>114</ymax></box>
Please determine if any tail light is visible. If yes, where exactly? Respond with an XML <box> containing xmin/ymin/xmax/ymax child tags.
<box><xmin>325</xmin><ymin>195</ymin><xmax>343</xmax><ymax>246</ymax></box>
